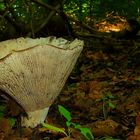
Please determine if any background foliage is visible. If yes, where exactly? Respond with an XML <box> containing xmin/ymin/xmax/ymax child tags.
<box><xmin>0</xmin><ymin>0</ymin><xmax>140</xmax><ymax>40</ymax></box>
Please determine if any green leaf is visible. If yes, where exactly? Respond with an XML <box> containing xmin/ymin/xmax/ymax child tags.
<box><xmin>0</xmin><ymin>112</ymin><xmax>4</xmax><ymax>118</ymax></box>
<box><xmin>9</xmin><ymin>118</ymin><xmax>16</xmax><ymax>127</ymax></box>
<box><xmin>0</xmin><ymin>105</ymin><xmax>6</xmax><ymax>118</ymax></box>
<box><xmin>77</xmin><ymin>127</ymin><xmax>94</xmax><ymax>140</ymax></box>
<box><xmin>66</xmin><ymin>121</ymin><xmax>73</xmax><ymax>127</ymax></box>
<box><xmin>0</xmin><ymin>2</ymin><xmax>6</xmax><ymax>11</ymax></box>
<box><xmin>107</xmin><ymin>94</ymin><xmax>114</xmax><ymax>99</ymax></box>
<box><xmin>0</xmin><ymin>105</ymin><xmax>6</xmax><ymax>112</ymax></box>
<box><xmin>108</xmin><ymin>102</ymin><xmax>116</xmax><ymax>109</ymax></box>
<box><xmin>58</xmin><ymin>105</ymin><xmax>72</xmax><ymax>122</ymax></box>
<box><xmin>106</xmin><ymin>92</ymin><xmax>114</xmax><ymax>99</ymax></box>
<box><xmin>73</xmin><ymin>124</ymin><xmax>94</xmax><ymax>140</ymax></box>
<box><xmin>73</xmin><ymin>124</ymin><xmax>81</xmax><ymax>129</ymax></box>
<box><xmin>137</xmin><ymin>76</ymin><xmax>140</xmax><ymax>82</ymax></box>
<box><xmin>42</xmin><ymin>123</ymin><xmax>68</xmax><ymax>136</ymax></box>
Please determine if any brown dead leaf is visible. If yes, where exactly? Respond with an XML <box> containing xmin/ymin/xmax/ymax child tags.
<box><xmin>0</xmin><ymin>118</ymin><xmax>13</xmax><ymax>140</ymax></box>
<box><xmin>77</xmin><ymin>82</ymin><xmax>89</xmax><ymax>93</ymax></box>
<box><xmin>88</xmin><ymin>80</ymin><xmax>103</xmax><ymax>100</ymax></box>
<box><xmin>0</xmin><ymin>118</ymin><xmax>12</xmax><ymax>135</ymax></box>
<box><xmin>128</xmin><ymin>135</ymin><xmax>140</xmax><ymax>140</ymax></box>
<box><xmin>93</xmin><ymin>69</ymin><xmax>112</xmax><ymax>79</ymax></box>
<box><xmin>136</xmin><ymin>135</ymin><xmax>140</xmax><ymax>140</ymax></box>
<box><xmin>136</xmin><ymin>113</ymin><xmax>140</xmax><ymax>126</ymax></box>
<box><xmin>0</xmin><ymin>132</ymin><xmax>4</xmax><ymax>140</ymax></box>
<box><xmin>134</xmin><ymin>126</ymin><xmax>140</xmax><ymax>136</ymax></box>
<box><xmin>59</xmin><ymin>137</ymin><xmax>75</xmax><ymax>140</ymax></box>
<box><xmin>127</xmin><ymin>135</ymin><xmax>137</xmax><ymax>140</ymax></box>
<box><xmin>7</xmin><ymin>99</ymin><xmax>24</xmax><ymax>117</ymax></box>
<box><xmin>112</xmin><ymin>75</ymin><xmax>119</xmax><ymax>82</ymax></box>
<box><xmin>21</xmin><ymin>138</ymin><xmax>28</xmax><ymax>140</ymax></box>
<box><xmin>86</xmin><ymin>119</ymin><xmax>127</xmax><ymax>137</ymax></box>
<box><xmin>20</xmin><ymin>127</ymin><xmax>32</xmax><ymax>138</ymax></box>
<box><xmin>70</xmin><ymin>128</ymin><xmax>86</xmax><ymax>140</ymax></box>
<box><xmin>87</xmin><ymin>51</ymin><xmax>108</xmax><ymax>61</ymax></box>
<box><xmin>74</xmin><ymin>96</ymin><xmax>93</xmax><ymax>110</ymax></box>
<box><xmin>59</xmin><ymin>129</ymin><xmax>85</xmax><ymax>140</ymax></box>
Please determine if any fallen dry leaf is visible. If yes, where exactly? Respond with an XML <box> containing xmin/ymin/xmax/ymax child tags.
<box><xmin>59</xmin><ymin>137</ymin><xmax>75</xmax><ymax>140</ymax></box>
<box><xmin>7</xmin><ymin>99</ymin><xmax>24</xmax><ymax>117</ymax></box>
<box><xmin>134</xmin><ymin>126</ymin><xmax>140</xmax><ymax>136</ymax></box>
<box><xmin>0</xmin><ymin>118</ymin><xmax>12</xmax><ymax>135</ymax></box>
<box><xmin>86</xmin><ymin>119</ymin><xmax>127</xmax><ymax>137</ymax></box>
<box><xmin>88</xmin><ymin>80</ymin><xmax>104</xmax><ymax>100</ymax></box>
<box><xmin>136</xmin><ymin>113</ymin><xmax>140</xmax><ymax>126</ymax></box>
<box><xmin>87</xmin><ymin>51</ymin><xmax>108</xmax><ymax>61</ymax></box>
<box><xmin>0</xmin><ymin>118</ymin><xmax>13</xmax><ymax>140</ymax></box>
<box><xmin>127</xmin><ymin>135</ymin><xmax>137</xmax><ymax>140</ymax></box>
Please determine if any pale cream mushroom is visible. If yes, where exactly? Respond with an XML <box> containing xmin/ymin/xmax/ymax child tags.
<box><xmin>0</xmin><ymin>37</ymin><xmax>83</xmax><ymax>127</ymax></box>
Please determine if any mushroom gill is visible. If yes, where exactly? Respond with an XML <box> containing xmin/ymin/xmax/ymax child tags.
<box><xmin>0</xmin><ymin>37</ymin><xmax>83</xmax><ymax>127</ymax></box>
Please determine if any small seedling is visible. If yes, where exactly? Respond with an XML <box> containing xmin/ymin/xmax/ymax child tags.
<box><xmin>98</xmin><ymin>92</ymin><xmax>116</xmax><ymax>120</ymax></box>
<box><xmin>42</xmin><ymin>105</ymin><xmax>94</xmax><ymax>140</ymax></box>
<box><xmin>58</xmin><ymin>105</ymin><xmax>94</xmax><ymax>140</ymax></box>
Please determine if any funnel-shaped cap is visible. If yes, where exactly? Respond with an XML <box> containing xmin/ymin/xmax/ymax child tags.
<box><xmin>0</xmin><ymin>37</ymin><xmax>83</xmax><ymax>127</ymax></box>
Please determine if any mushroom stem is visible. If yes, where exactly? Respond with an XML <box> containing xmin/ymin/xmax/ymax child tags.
<box><xmin>21</xmin><ymin>107</ymin><xmax>49</xmax><ymax>127</ymax></box>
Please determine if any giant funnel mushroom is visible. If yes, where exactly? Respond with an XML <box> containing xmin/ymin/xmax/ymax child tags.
<box><xmin>0</xmin><ymin>37</ymin><xmax>83</xmax><ymax>127</ymax></box>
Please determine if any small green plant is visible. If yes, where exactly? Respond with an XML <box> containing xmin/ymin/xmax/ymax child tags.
<box><xmin>42</xmin><ymin>105</ymin><xmax>94</xmax><ymax>140</ymax></box>
<box><xmin>58</xmin><ymin>105</ymin><xmax>94</xmax><ymax>140</ymax></box>
<box><xmin>98</xmin><ymin>92</ymin><xmax>116</xmax><ymax>120</ymax></box>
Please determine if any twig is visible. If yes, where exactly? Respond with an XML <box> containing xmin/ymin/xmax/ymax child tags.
<box><xmin>26</xmin><ymin>0</ymin><xmax>62</xmax><ymax>37</ymax></box>
<box><xmin>32</xmin><ymin>0</ymin><xmax>97</xmax><ymax>35</ymax></box>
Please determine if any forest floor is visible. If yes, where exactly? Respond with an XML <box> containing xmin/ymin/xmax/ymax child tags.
<box><xmin>0</xmin><ymin>37</ymin><xmax>140</xmax><ymax>140</ymax></box>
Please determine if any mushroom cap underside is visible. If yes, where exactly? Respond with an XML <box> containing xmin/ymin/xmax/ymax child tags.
<box><xmin>0</xmin><ymin>37</ymin><xmax>83</xmax><ymax>112</ymax></box>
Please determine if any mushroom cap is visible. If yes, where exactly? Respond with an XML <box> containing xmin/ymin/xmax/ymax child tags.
<box><xmin>0</xmin><ymin>37</ymin><xmax>83</xmax><ymax>113</ymax></box>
